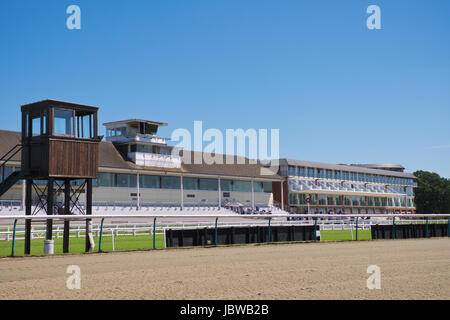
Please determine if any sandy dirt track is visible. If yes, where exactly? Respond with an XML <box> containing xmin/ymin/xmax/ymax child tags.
<box><xmin>0</xmin><ymin>238</ymin><xmax>449</xmax><ymax>300</ymax></box>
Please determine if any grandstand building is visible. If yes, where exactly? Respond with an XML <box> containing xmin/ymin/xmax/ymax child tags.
<box><xmin>276</xmin><ymin>159</ymin><xmax>417</xmax><ymax>214</ymax></box>
<box><xmin>0</xmin><ymin>118</ymin><xmax>280</xmax><ymax>213</ymax></box>
<box><xmin>0</xmin><ymin>113</ymin><xmax>418</xmax><ymax>215</ymax></box>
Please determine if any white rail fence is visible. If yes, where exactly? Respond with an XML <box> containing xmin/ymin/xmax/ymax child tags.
<box><xmin>1</xmin><ymin>213</ymin><xmax>449</xmax><ymax>254</ymax></box>
<box><xmin>1</xmin><ymin>218</ymin><xmax>448</xmax><ymax>242</ymax></box>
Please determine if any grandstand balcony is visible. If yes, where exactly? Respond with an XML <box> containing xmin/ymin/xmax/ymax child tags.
<box><xmin>106</xmin><ymin>133</ymin><xmax>167</xmax><ymax>145</ymax></box>
<box><xmin>288</xmin><ymin>179</ymin><xmax>407</xmax><ymax>197</ymax></box>
<box><xmin>128</xmin><ymin>151</ymin><xmax>181</xmax><ymax>169</ymax></box>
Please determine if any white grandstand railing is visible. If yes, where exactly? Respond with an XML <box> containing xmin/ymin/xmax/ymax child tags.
<box><xmin>0</xmin><ymin>202</ymin><xmax>290</xmax><ymax>216</ymax></box>
<box><xmin>0</xmin><ymin>213</ymin><xmax>449</xmax><ymax>221</ymax></box>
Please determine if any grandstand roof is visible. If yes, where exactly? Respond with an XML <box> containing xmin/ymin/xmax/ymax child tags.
<box><xmin>103</xmin><ymin>119</ymin><xmax>168</xmax><ymax>127</ymax></box>
<box><xmin>0</xmin><ymin>130</ymin><xmax>281</xmax><ymax>180</ymax></box>
<box><xmin>279</xmin><ymin>158</ymin><xmax>416</xmax><ymax>179</ymax></box>
<box><xmin>180</xmin><ymin>151</ymin><xmax>280</xmax><ymax>179</ymax></box>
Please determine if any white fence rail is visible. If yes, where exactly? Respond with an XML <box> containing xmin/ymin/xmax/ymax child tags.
<box><xmin>0</xmin><ymin>213</ymin><xmax>449</xmax><ymax>256</ymax></box>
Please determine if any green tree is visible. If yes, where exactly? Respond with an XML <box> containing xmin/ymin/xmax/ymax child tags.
<box><xmin>413</xmin><ymin>170</ymin><xmax>450</xmax><ymax>214</ymax></box>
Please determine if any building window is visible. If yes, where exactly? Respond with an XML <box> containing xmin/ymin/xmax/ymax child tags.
<box><xmin>220</xmin><ymin>179</ymin><xmax>232</xmax><ymax>192</ymax></box>
<box><xmin>262</xmin><ymin>182</ymin><xmax>272</xmax><ymax>193</ymax></box>
<box><xmin>199</xmin><ymin>178</ymin><xmax>218</xmax><ymax>191</ymax></box>
<box><xmin>116</xmin><ymin>173</ymin><xmax>137</xmax><ymax>188</ymax></box>
<box><xmin>298</xmin><ymin>194</ymin><xmax>307</xmax><ymax>205</ymax></box>
<box><xmin>289</xmin><ymin>193</ymin><xmax>298</xmax><ymax>205</ymax></box>
<box><xmin>253</xmin><ymin>182</ymin><xmax>263</xmax><ymax>193</ymax></box>
<box><xmin>360</xmin><ymin>196</ymin><xmax>366</xmax><ymax>206</ymax></box>
<box><xmin>95</xmin><ymin>172</ymin><xmax>115</xmax><ymax>187</ymax></box>
<box><xmin>32</xmin><ymin>117</ymin><xmax>41</xmax><ymax>136</ymax></box>
<box><xmin>318</xmin><ymin>194</ymin><xmax>326</xmax><ymax>205</ymax></box>
<box><xmin>288</xmin><ymin>166</ymin><xmax>296</xmax><ymax>176</ymax></box>
<box><xmin>140</xmin><ymin>175</ymin><xmax>160</xmax><ymax>189</ymax></box>
<box><xmin>183</xmin><ymin>177</ymin><xmax>198</xmax><ymax>190</ymax></box>
<box><xmin>54</xmin><ymin>108</ymin><xmax>74</xmax><ymax>136</ymax></box>
<box><xmin>161</xmin><ymin>176</ymin><xmax>180</xmax><ymax>189</ymax></box>
<box><xmin>327</xmin><ymin>195</ymin><xmax>335</xmax><ymax>206</ymax></box>
<box><xmin>298</xmin><ymin>167</ymin><xmax>305</xmax><ymax>177</ymax></box>
<box><xmin>232</xmin><ymin>180</ymin><xmax>252</xmax><ymax>192</ymax></box>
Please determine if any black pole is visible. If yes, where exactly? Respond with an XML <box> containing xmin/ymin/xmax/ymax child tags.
<box><xmin>63</xmin><ymin>179</ymin><xmax>71</xmax><ymax>253</ymax></box>
<box><xmin>85</xmin><ymin>178</ymin><xmax>93</xmax><ymax>252</ymax></box>
<box><xmin>46</xmin><ymin>178</ymin><xmax>54</xmax><ymax>240</ymax></box>
<box><xmin>24</xmin><ymin>179</ymin><xmax>32</xmax><ymax>255</ymax></box>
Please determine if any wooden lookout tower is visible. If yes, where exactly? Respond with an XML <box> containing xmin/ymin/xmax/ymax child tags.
<box><xmin>0</xmin><ymin>99</ymin><xmax>100</xmax><ymax>254</ymax></box>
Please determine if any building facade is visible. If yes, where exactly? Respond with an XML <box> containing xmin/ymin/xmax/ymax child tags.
<box><xmin>276</xmin><ymin>159</ymin><xmax>417</xmax><ymax>214</ymax></box>
<box><xmin>0</xmin><ymin>119</ymin><xmax>279</xmax><ymax>212</ymax></box>
<box><xmin>0</xmin><ymin>117</ymin><xmax>418</xmax><ymax>214</ymax></box>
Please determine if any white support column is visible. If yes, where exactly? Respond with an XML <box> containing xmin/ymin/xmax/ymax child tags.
<box><xmin>136</xmin><ymin>173</ymin><xmax>140</xmax><ymax>210</ymax></box>
<box><xmin>218</xmin><ymin>177</ymin><xmax>221</xmax><ymax>209</ymax></box>
<box><xmin>251</xmin><ymin>178</ymin><xmax>255</xmax><ymax>212</ymax></box>
<box><xmin>281</xmin><ymin>180</ymin><xmax>284</xmax><ymax>211</ymax></box>
<box><xmin>180</xmin><ymin>174</ymin><xmax>184</xmax><ymax>210</ymax></box>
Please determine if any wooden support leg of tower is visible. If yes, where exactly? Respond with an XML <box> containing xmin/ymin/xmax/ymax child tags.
<box><xmin>63</xmin><ymin>179</ymin><xmax>71</xmax><ymax>253</ymax></box>
<box><xmin>24</xmin><ymin>179</ymin><xmax>32</xmax><ymax>255</ymax></box>
<box><xmin>46</xmin><ymin>178</ymin><xmax>54</xmax><ymax>240</ymax></box>
<box><xmin>85</xmin><ymin>178</ymin><xmax>93</xmax><ymax>252</ymax></box>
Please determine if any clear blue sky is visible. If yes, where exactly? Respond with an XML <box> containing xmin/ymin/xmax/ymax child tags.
<box><xmin>1</xmin><ymin>0</ymin><xmax>449</xmax><ymax>177</ymax></box>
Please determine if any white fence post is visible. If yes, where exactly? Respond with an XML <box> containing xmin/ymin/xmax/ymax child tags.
<box><xmin>111</xmin><ymin>230</ymin><xmax>115</xmax><ymax>251</ymax></box>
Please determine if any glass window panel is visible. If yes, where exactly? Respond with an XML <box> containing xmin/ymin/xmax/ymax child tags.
<box><xmin>289</xmin><ymin>193</ymin><xmax>298</xmax><ymax>205</ymax></box>
<box><xmin>220</xmin><ymin>179</ymin><xmax>232</xmax><ymax>192</ymax></box>
<box><xmin>42</xmin><ymin>111</ymin><xmax>47</xmax><ymax>134</ymax></box>
<box><xmin>81</xmin><ymin>115</ymin><xmax>91</xmax><ymax>138</ymax></box>
<box><xmin>140</xmin><ymin>175</ymin><xmax>160</xmax><ymax>189</ymax></box>
<box><xmin>232</xmin><ymin>180</ymin><xmax>252</xmax><ymax>192</ymax></box>
<box><xmin>288</xmin><ymin>166</ymin><xmax>296</xmax><ymax>176</ymax></box>
<box><xmin>183</xmin><ymin>177</ymin><xmax>198</xmax><ymax>190</ymax></box>
<box><xmin>24</xmin><ymin>113</ymin><xmax>29</xmax><ymax>136</ymax></box>
<box><xmin>96</xmin><ymin>172</ymin><xmax>114</xmax><ymax>187</ymax></box>
<box><xmin>54</xmin><ymin>109</ymin><xmax>74</xmax><ymax>135</ymax></box>
<box><xmin>327</xmin><ymin>195</ymin><xmax>335</xmax><ymax>206</ymax></box>
<box><xmin>360</xmin><ymin>196</ymin><xmax>366</xmax><ymax>206</ymax></box>
<box><xmin>253</xmin><ymin>181</ymin><xmax>264</xmax><ymax>193</ymax></box>
<box><xmin>116</xmin><ymin>173</ymin><xmax>136</xmax><ymax>188</ymax></box>
<box><xmin>115</xmin><ymin>127</ymin><xmax>126</xmax><ymax>136</ymax></box>
<box><xmin>161</xmin><ymin>176</ymin><xmax>180</xmax><ymax>189</ymax></box>
<box><xmin>298</xmin><ymin>194</ymin><xmax>307</xmax><ymax>204</ymax></box>
<box><xmin>298</xmin><ymin>167</ymin><xmax>305</xmax><ymax>177</ymax></box>
<box><xmin>262</xmin><ymin>182</ymin><xmax>272</xmax><ymax>193</ymax></box>
<box><xmin>32</xmin><ymin>117</ymin><xmax>41</xmax><ymax>136</ymax></box>
<box><xmin>199</xmin><ymin>178</ymin><xmax>218</xmax><ymax>191</ymax></box>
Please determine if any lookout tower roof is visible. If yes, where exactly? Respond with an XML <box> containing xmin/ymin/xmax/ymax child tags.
<box><xmin>103</xmin><ymin>119</ymin><xmax>168</xmax><ymax>128</ymax></box>
<box><xmin>21</xmin><ymin>99</ymin><xmax>99</xmax><ymax>114</ymax></box>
